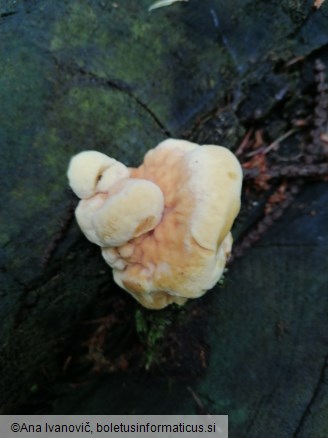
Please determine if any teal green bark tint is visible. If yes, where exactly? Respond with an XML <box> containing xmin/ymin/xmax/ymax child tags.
<box><xmin>1</xmin><ymin>1</ymin><xmax>328</xmax><ymax>436</ymax></box>
<box><xmin>49</xmin><ymin>0</ymin><xmax>235</xmax><ymax>132</ymax></box>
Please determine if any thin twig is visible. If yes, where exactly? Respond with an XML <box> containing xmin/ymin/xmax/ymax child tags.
<box><xmin>246</xmin><ymin>129</ymin><xmax>297</xmax><ymax>157</ymax></box>
<box><xmin>243</xmin><ymin>162</ymin><xmax>328</xmax><ymax>180</ymax></box>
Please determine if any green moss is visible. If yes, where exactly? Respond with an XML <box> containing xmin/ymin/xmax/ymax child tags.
<box><xmin>135</xmin><ymin>305</ymin><xmax>186</xmax><ymax>369</ymax></box>
<box><xmin>135</xmin><ymin>308</ymin><xmax>172</xmax><ymax>369</ymax></box>
<box><xmin>30</xmin><ymin>384</ymin><xmax>38</xmax><ymax>393</ymax></box>
<box><xmin>46</xmin><ymin>84</ymin><xmax>164</xmax><ymax>164</ymax></box>
<box><xmin>49</xmin><ymin>0</ymin><xmax>232</xmax><ymax>131</ymax></box>
<box><xmin>51</xmin><ymin>0</ymin><xmax>98</xmax><ymax>51</ymax></box>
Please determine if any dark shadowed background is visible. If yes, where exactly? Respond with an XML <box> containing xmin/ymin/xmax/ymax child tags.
<box><xmin>1</xmin><ymin>1</ymin><xmax>328</xmax><ymax>436</ymax></box>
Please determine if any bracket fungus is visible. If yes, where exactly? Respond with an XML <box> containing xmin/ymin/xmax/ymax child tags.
<box><xmin>67</xmin><ymin>139</ymin><xmax>242</xmax><ymax>309</ymax></box>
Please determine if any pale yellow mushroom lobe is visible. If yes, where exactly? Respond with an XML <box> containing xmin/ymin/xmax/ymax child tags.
<box><xmin>67</xmin><ymin>139</ymin><xmax>242</xmax><ymax>309</ymax></box>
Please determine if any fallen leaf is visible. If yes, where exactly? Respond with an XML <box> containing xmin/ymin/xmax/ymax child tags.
<box><xmin>314</xmin><ymin>0</ymin><xmax>325</xmax><ymax>9</ymax></box>
<box><xmin>149</xmin><ymin>0</ymin><xmax>189</xmax><ymax>12</ymax></box>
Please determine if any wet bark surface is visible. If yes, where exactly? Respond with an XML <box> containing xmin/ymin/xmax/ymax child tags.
<box><xmin>1</xmin><ymin>1</ymin><xmax>328</xmax><ymax>436</ymax></box>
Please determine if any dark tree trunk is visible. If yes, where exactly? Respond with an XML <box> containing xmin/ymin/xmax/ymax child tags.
<box><xmin>1</xmin><ymin>1</ymin><xmax>328</xmax><ymax>436</ymax></box>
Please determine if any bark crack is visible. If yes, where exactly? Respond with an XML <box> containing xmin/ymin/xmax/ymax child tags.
<box><xmin>292</xmin><ymin>352</ymin><xmax>328</xmax><ymax>437</ymax></box>
<box><xmin>53</xmin><ymin>56</ymin><xmax>173</xmax><ymax>137</ymax></box>
<box><xmin>242</xmin><ymin>395</ymin><xmax>266</xmax><ymax>438</ymax></box>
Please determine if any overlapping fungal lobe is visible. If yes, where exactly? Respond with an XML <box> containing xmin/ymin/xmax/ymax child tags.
<box><xmin>67</xmin><ymin>139</ymin><xmax>243</xmax><ymax>309</ymax></box>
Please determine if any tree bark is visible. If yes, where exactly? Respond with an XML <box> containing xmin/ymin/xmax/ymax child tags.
<box><xmin>1</xmin><ymin>1</ymin><xmax>328</xmax><ymax>436</ymax></box>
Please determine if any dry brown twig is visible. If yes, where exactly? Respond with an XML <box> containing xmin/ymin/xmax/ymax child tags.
<box><xmin>231</xmin><ymin>59</ymin><xmax>328</xmax><ymax>261</ymax></box>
